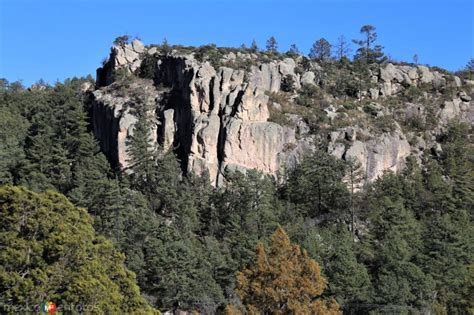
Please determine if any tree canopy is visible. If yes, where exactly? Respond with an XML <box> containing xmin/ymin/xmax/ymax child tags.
<box><xmin>229</xmin><ymin>226</ymin><xmax>341</xmax><ymax>314</ymax></box>
<box><xmin>0</xmin><ymin>185</ymin><xmax>158</xmax><ymax>314</ymax></box>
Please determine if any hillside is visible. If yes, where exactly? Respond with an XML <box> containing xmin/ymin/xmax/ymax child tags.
<box><xmin>90</xmin><ymin>38</ymin><xmax>473</xmax><ymax>186</ymax></box>
<box><xmin>0</xmin><ymin>34</ymin><xmax>473</xmax><ymax>314</ymax></box>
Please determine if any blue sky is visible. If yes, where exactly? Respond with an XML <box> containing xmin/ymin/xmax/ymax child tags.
<box><xmin>1</xmin><ymin>0</ymin><xmax>473</xmax><ymax>86</ymax></box>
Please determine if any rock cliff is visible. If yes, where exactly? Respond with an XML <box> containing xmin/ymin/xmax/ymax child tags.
<box><xmin>89</xmin><ymin>40</ymin><xmax>473</xmax><ymax>185</ymax></box>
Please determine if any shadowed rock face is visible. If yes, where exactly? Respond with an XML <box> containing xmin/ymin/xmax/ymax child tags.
<box><xmin>91</xmin><ymin>40</ymin><xmax>472</xmax><ymax>186</ymax></box>
<box><xmin>94</xmin><ymin>48</ymin><xmax>305</xmax><ymax>185</ymax></box>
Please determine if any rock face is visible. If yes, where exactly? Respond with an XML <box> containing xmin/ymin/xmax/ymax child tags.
<box><xmin>328</xmin><ymin>127</ymin><xmax>411</xmax><ymax>182</ymax></box>
<box><xmin>91</xmin><ymin>80</ymin><xmax>160</xmax><ymax>169</ymax></box>
<box><xmin>94</xmin><ymin>47</ymin><xmax>308</xmax><ymax>185</ymax></box>
<box><xmin>91</xmin><ymin>41</ymin><xmax>472</xmax><ymax>186</ymax></box>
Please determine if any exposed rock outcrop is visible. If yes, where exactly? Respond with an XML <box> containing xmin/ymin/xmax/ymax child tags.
<box><xmin>328</xmin><ymin>126</ymin><xmax>411</xmax><ymax>182</ymax></box>
<box><xmin>91</xmin><ymin>40</ymin><xmax>472</xmax><ymax>186</ymax></box>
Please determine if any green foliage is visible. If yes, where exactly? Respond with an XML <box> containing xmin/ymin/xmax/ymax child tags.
<box><xmin>210</xmin><ymin>170</ymin><xmax>283</xmax><ymax>264</ymax></box>
<box><xmin>403</xmin><ymin>85</ymin><xmax>423</xmax><ymax>102</ymax></box>
<box><xmin>0</xmin><ymin>99</ymin><xmax>28</xmax><ymax>185</ymax></box>
<box><xmin>286</xmin><ymin>150</ymin><xmax>349</xmax><ymax>219</ymax></box>
<box><xmin>265</xmin><ymin>36</ymin><xmax>278</xmax><ymax>53</ymax></box>
<box><xmin>112</xmin><ymin>67</ymin><xmax>133</xmax><ymax>87</ymax></box>
<box><xmin>309</xmin><ymin>38</ymin><xmax>332</xmax><ymax>62</ymax></box>
<box><xmin>138</xmin><ymin>54</ymin><xmax>158</xmax><ymax>79</ymax></box>
<box><xmin>194</xmin><ymin>44</ymin><xmax>223</xmax><ymax>69</ymax></box>
<box><xmin>250</xmin><ymin>39</ymin><xmax>258</xmax><ymax>53</ymax></box>
<box><xmin>300</xmin><ymin>227</ymin><xmax>372</xmax><ymax>306</ymax></box>
<box><xmin>373</xmin><ymin>115</ymin><xmax>396</xmax><ymax>133</ymax></box>
<box><xmin>361</xmin><ymin>174</ymin><xmax>435</xmax><ymax>311</ymax></box>
<box><xmin>160</xmin><ymin>38</ymin><xmax>172</xmax><ymax>55</ymax></box>
<box><xmin>1</xmin><ymin>60</ymin><xmax>473</xmax><ymax>315</ymax></box>
<box><xmin>286</xmin><ymin>43</ymin><xmax>301</xmax><ymax>56</ymax></box>
<box><xmin>0</xmin><ymin>186</ymin><xmax>157</xmax><ymax>314</ymax></box>
<box><xmin>353</xmin><ymin>25</ymin><xmax>386</xmax><ymax>64</ymax></box>
<box><xmin>281</xmin><ymin>74</ymin><xmax>296</xmax><ymax>92</ymax></box>
<box><xmin>113</xmin><ymin>35</ymin><xmax>131</xmax><ymax>47</ymax></box>
<box><xmin>295</xmin><ymin>84</ymin><xmax>326</xmax><ymax>107</ymax></box>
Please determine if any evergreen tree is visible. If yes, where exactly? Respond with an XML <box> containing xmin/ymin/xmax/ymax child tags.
<box><xmin>0</xmin><ymin>106</ymin><xmax>28</xmax><ymax>185</ymax></box>
<box><xmin>230</xmin><ymin>227</ymin><xmax>341</xmax><ymax>314</ymax></box>
<box><xmin>0</xmin><ymin>186</ymin><xmax>157</xmax><ymax>314</ymax></box>
<box><xmin>287</xmin><ymin>43</ymin><xmax>300</xmax><ymax>56</ymax></box>
<box><xmin>161</xmin><ymin>37</ymin><xmax>172</xmax><ymax>55</ymax></box>
<box><xmin>250</xmin><ymin>39</ymin><xmax>258</xmax><ymax>53</ymax></box>
<box><xmin>353</xmin><ymin>25</ymin><xmax>386</xmax><ymax>64</ymax></box>
<box><xmin>362</xmin><ymin>174</ymin><xmax>435</xmax><ymax>313</ymax></box>
<box><xmin>419</xmin><ymin>127</ymin><xmax>474</xmax><ymax>314</ymax></box>
<box><xmin>213</xmin><ymin>170</ymin><xmax>282</xmax><ymax>265</ymax></box>
<box><xmin>265</xmin><ymin>36</ymin><xmax>278</xmax><ymax>53</ymax></box>
<box><xmin>309</xmin><ymin>38</ymin><xmax>332</xmax><ymax>62</ymax></box>
<box><xmin>144</xmin><ymin>224</ymin><xmax>225</xmax><ymax>313</ymax></box>
<box><xmin>301</xmin><ymin>227</ymin><xmax>372</xmax><ymax>308</ymax></box>
<box><xmin>126</xmin><ymin>95</ymin><xmax>158</xmax><ymax>197</ymax></box>
<box><xmin>286</xmin><ymin>151</ymin><xmax>349</xmax><ymax>219</ymax></box>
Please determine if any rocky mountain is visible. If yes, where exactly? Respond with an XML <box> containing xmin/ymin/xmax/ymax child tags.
<box><xmin>89</xmin><ymin>39</ymin><xmax>473</xmax><ymax>185</ymax></box>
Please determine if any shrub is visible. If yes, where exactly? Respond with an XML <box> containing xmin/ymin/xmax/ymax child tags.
<box><xmin>194</xmin><ymin>44</ymin><xmax>222</xmax><ymax>69</ymax></box>
<box><xmin>295</xmin><ymin>85</ymin><xmax>325</xmax><ymax>107</ymax></box>
<box><xmin>362</xmin><ymin>103</ymin><xmax>380</xmax><ymax>116</ymax></box>
<box><xmin>373</xmin><ymin>115</ymin><xmax>396</xmax><ymax>133</ymax></box>
<box><xmin>113</xmin><ymin>35</ymin><xmax>130</xmax><ymax>47</ymax></box>
<box><xmin>138</xmin><ymin>54</ymin><xmax>157</xmax><ymax>80</ymax></box>
<box><xmin>281</xmin><ymin>75</ymin><xmax>296</xmax><ymax>93</ymax></box>
<box><xmin>403</xmin><ymin>86</ymin><xmax>423</xmax><ymax>102</ymax></box>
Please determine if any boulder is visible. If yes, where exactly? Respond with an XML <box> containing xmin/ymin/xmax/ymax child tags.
<box><xmin>459</xmin><ymin>91</ymin><xmax>472</xmax><ymax>102</ymax></box>
<box><xmin>131</xmin><ymin>39</ymin><xmax>145</xmax><ymax>53</ymax></box>
<box><xmin>440</xmin><ymin>99</ymin><xmax>461</xmax><ymax>122</ymax></box>
<box><xmin>380</xmin><ymin>63</ymin><xmax>404</xmax><ymax>82</ymax></box>
<box><xmin>454</xmin><ymin>76</ymin><xmax>462</xmax><ymax>87</ymax></box>
<box><xmin>300</xmin><ymin>71</ymin><xmax>316</xmax><ymax>86</ymax></box>
<box><xmin>417</xmin><ymin>65</ymin><xmax>435</xmax><ymax>83</ymax></box>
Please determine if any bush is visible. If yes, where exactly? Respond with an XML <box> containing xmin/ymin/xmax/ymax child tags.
<box><xmin>138</xmin><ymin>54</ymin><xmax>157</xmax><ymax>80</ymax></box>
<box><xmin>193</xmin><ymin>44</ymin><xmax>223</xmax><ymax>69</ymax></box>
<box><xmin>113</xmin><ymin>35</ymin><xmax>130</xmax><ymax>47</ymax></box>
<box><xmin>281</xmin><ymin>75</ymin><xmax>296</xmax><ymax>93</ymax></box>
<box><xmin>373</xmin><ymin>115</ymin><xmax>396</xmax><ymax>133</ymax></box>
<box><xmin>404</xmin><ymin>116</ymin><xmax>426</xmax><ymax>132</ymax></box>
<box><xmin>303</xmin><ymin>108</ymin><xmax>328</xmax><ymax>133</ymax></box>
<box><xmin>295</xmin><ymin>85</ymin><xmax>325</xmax><ymax>107</ymax></box>
<box><xmin>403</xmin><ymin>86</ymin><xmax>423</xmax><ymax>102</ymax></box>
<box><xmin>362</xmin><ymin>103</ymin><xmax>380</xmax><ymax>116</ymax></box>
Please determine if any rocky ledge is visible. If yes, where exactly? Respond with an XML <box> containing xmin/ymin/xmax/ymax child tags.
<box><xmin>89</xmin><ymin>40</ymin><xmax>473</xmax><ymax>186</ymax></box>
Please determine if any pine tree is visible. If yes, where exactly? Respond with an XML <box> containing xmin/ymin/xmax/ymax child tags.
<box><xmin>265</xmin><ymin>36</ymin><xmax>278</xmax><ymax>53</ymax></box>
<box><xmin>420</xmin><ymin>133</ymin><xmax>473</xmax><ymax>314</ymax></box>
<box><xmin>353</xmin><ymin>25</ymin><xmax>386</xmax><ymax>64</ymax></box>
<box><xmin>309</xmin><ymin>38</ymin><xmax>332</xmax><ymax>62</ymax></box>
<box><xmin>213</xmin><ymin>170</ymin><xmax>282</xmax><ymax>266</ymax></box>
<box><xmin>126</xmin><ymin>95</ymin><xmax>158</xmax><ymax>196</ymax></box>
<box><xmin>362</xmin><ymin>174</ymin><xmax>435</xmax><ymax>312</ymax></box>
<box><xmin>144</xmin><ymin>224</ymin><xmax>225</xmax><ymax>313</ymax></box>
<box><xmin>301</xmin><ymin>227</ymin><xmax>372</xmax><ymax>308</ymax></box>
<box><xmin>286</xmin><ymin>151</ymin><xmax>349</xmax><ymax>219</ymax></box>
<box><xmin>287</xmin><ymin>43</ymin><xmax>300</xmax><ymax>56</ymax></box>
<box><xmin>250</xmin><ymin>39</ymin><xmax>258</xmax><ymax>53</ymax></box>
<box><xmin>0</xmin><ymin>106</ymin><xmax>28</xmax><ymax>185</ymax></box>
<box><xmin>231</xmin><ymin>226</ymin><xmax>341</xmax><ymax>314</ymax></box>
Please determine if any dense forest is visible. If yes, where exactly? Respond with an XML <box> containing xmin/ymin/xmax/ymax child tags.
<box><xmin>0</xmin><ymin>32</ymin><xmax>473</xmax><ymax>314</ymax></box>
